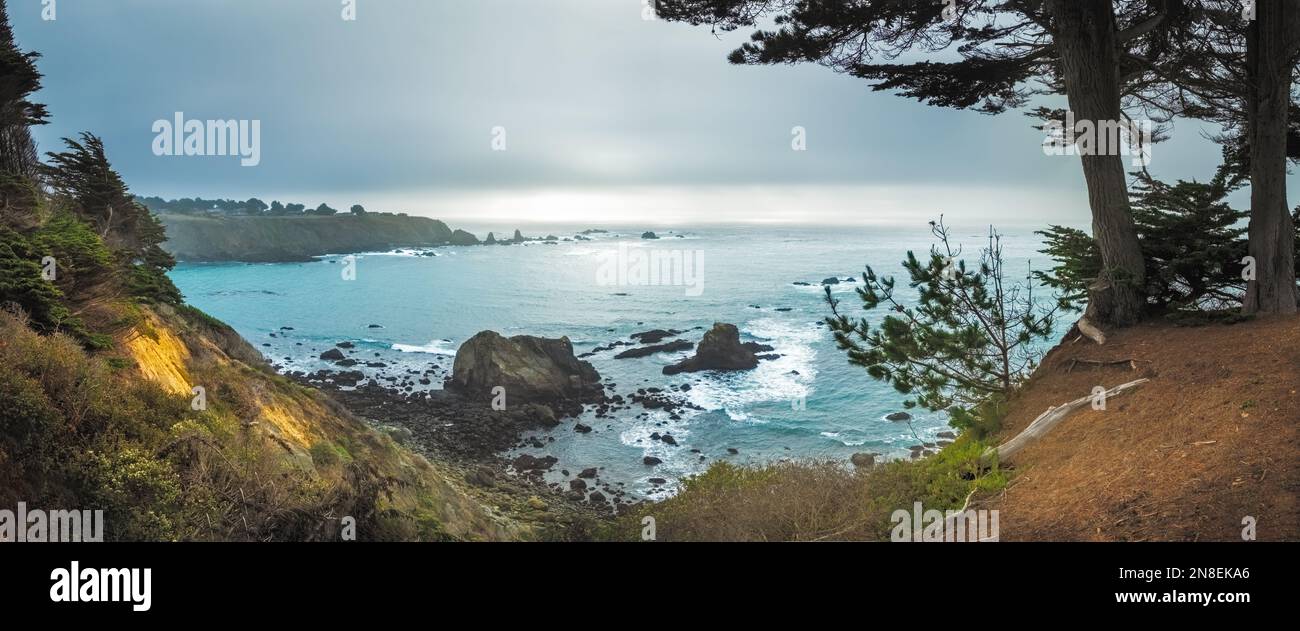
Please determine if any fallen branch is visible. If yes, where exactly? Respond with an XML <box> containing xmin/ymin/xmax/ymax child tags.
<box><xmin>1065</xmin><ymin>357</ymin><xmax>1142</xmax><ymax>373</ymax></box>
<box><xmin>982</xmin><ymin>378</ymin><xmax>1150</xmax><ymax>465</ymax></box>
<box><xmin>1076</xmin><ymin>317</ymin><xmax>1108</xmax><ymax>345</ymax></box>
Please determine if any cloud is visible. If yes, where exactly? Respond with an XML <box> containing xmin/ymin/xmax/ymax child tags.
<box><xmin>15</xmin><ymin>0</ymin><xmax>1264</xmax><ymax>224</ymax></box>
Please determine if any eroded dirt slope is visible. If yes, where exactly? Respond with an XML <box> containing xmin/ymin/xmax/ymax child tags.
<box><xmin>980</xmin><ymin>316</ymin><xmax>1298</xmax><ymax>541</ymax></box>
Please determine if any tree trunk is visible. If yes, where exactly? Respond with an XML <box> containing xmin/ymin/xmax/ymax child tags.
<box><xmin>1046</xmin><ymin>0</ymin><xmax>1147</xmax><ymax>327</ymax></box>
<box><xmin>1243</xmin><ymin>0</ymin><xmax>1299</xmax><ymax>315</ymax></box>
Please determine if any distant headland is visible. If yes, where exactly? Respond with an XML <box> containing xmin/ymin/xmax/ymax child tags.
<box><xmin>139</xmin><ymin>196</ymin><xmax>584</xmax><ymax>262</ymax></box>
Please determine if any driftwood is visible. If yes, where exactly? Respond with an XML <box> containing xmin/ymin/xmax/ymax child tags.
<box><xmin>982</xmin><ymin>378</ymin><xmax>1150</xmax><ymax>465</ymax></box>
<box><xmin>1075</xmin><ymin>317</ymin><xmax>1108</xmax><ymax>345</ymax></box>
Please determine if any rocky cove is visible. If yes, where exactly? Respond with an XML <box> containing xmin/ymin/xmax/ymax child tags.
<box><xmin>280</xmin><ymin>320</ymin><xmax>946</xmax><ymax>515</ymax></box>
<box><xmin>169</xmin><ymin>225</ymin><xmax>992</xmax><ymax>514</ymax></box>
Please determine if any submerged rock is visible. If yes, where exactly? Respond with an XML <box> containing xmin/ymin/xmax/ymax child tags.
<box><xmin>630</xmin><ymin>329</ymin><xmax>682</xmax><ymax>344</ymax></box>
<box><xmin>615</xmin><ymin>339</ymin><xmax>693</xmax><ymax>359</ymax></box>
<box><xmin>886</xmin><ymin>411</ymin><xmax>913</xmax><ymax>422</ymax></box>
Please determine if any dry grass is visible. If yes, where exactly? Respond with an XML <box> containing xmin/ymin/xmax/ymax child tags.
<box><xmin>606</xmin><ymin>439</ymin><xmax>1005</xmax><ymax>541</ymax></box>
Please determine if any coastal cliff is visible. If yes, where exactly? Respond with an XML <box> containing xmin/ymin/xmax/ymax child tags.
<box><xmin>158</xmin><ymin>213</ymin><xmax>455</xmax><ymax>262</ymax></box>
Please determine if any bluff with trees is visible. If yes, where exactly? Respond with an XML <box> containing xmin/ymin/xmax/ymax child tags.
<box><xmin>0</xmin><ymin>0</ymin><xmax>513</xmax><ymax>541</ymax></box>
<box><xmin>660</xmin><ymin>0</ymin><xmax>1300</xmax><ymax>322</ymax></box>
<box><xmin>156</xmin><ymin>211</ymin><xmax>458</xmax><ymax>262</ymax></box>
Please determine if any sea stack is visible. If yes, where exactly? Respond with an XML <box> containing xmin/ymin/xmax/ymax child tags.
<box><xmin>449</xmin><ymin>229</ymin><xmax>480</xmax><ymax>246</ymax></box>
<box><xmin>663</xmin><ymin>322</ymin><xmax>768</xmax><ymax>375</ymax></box>
<box><xmin>448</xmin><ymin>331</ymin><xmax>604</xmax><ymax>416</ymax></box>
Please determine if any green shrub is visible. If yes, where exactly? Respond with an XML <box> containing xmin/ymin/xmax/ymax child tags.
<box><xmin>31</xmin><ymin>213</ymin><xmax>113</xmax><ymax>291</ymax></box>
<box><xmin>1035</xmin><ymin>163</ymin><xmax>1295</xmax><ymax>312</ymax></box>
<box><xmin>76</xmin><ymin>444</ymin><xmax>183</xmax><ymax>541</ymax></box>
<box><xmin>0</xmin><ymin>226</ymin><xmax>69</xmax><ymax>332</ymax></box>
<box><xmin>310</xmin><ymin>441</ymin><xmax>353</xmax><ymax>468</ymax></box>
<box><xmin>947</xmin><ymin>394</ymin><xmax>1008</xmax><ymax>441</ymax></box>
<box><xmin>825</xmin><ymin>218</ymin><xmax>1056</xmax><ymax>433</ymax></box>
<box><xmin>0</xmin><ymin>365</ymin><xmax>61</xmax><ymax>494</ymax></box>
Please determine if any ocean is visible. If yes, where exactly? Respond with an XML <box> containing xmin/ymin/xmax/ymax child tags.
<box><xmin>167</xmin><ymin>223</ymin><xmax>1064</xmax><ymax>498</ymax></box>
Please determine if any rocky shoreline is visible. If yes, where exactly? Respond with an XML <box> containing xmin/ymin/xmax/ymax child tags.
<box><xmin>276</xmin><ymin>313</ymin><xmax>953</xmax><ymax>531</ymax></box>
<box><xmin>280</xmin><ymin>321</ymin><xmax>788</xmax><ymax>516</ymax></box>
<box><xmin>295</xmin><ymin>375</ymin><xmax>628</xmax><ymax>532</ymax></box>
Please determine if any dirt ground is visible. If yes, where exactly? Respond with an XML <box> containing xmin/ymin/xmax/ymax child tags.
<box><xmin>977</xmin><ymin>315</ymin><xmax>1299</xmax><ymax>541</ymax></box>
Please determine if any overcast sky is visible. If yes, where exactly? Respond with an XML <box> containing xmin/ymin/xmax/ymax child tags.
<box><xmin>11</xmin><ymin>0</ymin><xmax>1290</xmax><ymax>227</ymax></box>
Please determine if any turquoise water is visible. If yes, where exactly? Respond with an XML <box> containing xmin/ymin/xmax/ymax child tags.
<box><xmin>168</xmin><ymin>224</ymin><xmax>1061</xmax><ymax>498</ymax></box>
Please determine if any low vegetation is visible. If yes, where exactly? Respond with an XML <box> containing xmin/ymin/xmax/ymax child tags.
<box><xmin>0</xmin><ymin>306</ymin><xmax>460</xmax><ymax>541</ymax></box>
<box><xmin>604</xmin><ymin>435</ymin><xmax>1007</xmax><ymax>541</ymax></box>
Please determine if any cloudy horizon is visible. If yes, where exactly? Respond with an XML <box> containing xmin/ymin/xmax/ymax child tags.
<box><xmin>12</xmin><ymin>0</ymin><xmax>1288</xmax><ymax>228</ymax></box>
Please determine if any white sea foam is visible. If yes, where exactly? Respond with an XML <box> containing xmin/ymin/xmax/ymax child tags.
<box><xmin>682</xmin><ymin>317</ymin><xmax>817</xmax><ymax>414</ymax></box>
<box><xmin>351</xmin><ymin>248</ymin><xmax>436</xmax><ymax>258</ymax></box>
<box><xmin>792</xmin><ymin>281</ymin><xmax>857</xmax><ymax>296</ymax></box>
<box><xmin>391</xmin><ymin>339</ymin><xmax>458</xmax><ymax>355</ymax></box>
<box><xmin>821</xmin><ymin>432</ymin><xmax>867</xmax><ymax>446</ymax></box>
